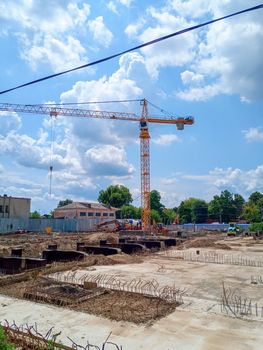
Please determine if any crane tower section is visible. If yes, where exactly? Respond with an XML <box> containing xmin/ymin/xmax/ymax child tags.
<box><xmin>140</xmin><ymin>100</ymin><xmax>150</xmax><ymax>232</ymax></box>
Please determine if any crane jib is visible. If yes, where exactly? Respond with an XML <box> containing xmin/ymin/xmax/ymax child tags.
<box><xmin>0</xmin><ymin>103</ymin><xmax>194</xmax><ymax>125</ymax></box>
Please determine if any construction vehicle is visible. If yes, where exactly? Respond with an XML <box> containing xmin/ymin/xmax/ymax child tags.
<box><xmin>98</xmin><ymin>219</ymin><xmax>142</xmax><ymax>232</ymax></box>
<box><xmin>155</xmin><ymin>223</ymin><xmax>169</xmax><ymax>235</ymax></box>
<box><xmin>0</xmin><ymin>100</ymin><xmax>194</xmax><ymax>233</ymax></box>
<box><xmin>227</xmin><ymin>223</ymin><xmax>240</xmax><ymax>236</ymax></box>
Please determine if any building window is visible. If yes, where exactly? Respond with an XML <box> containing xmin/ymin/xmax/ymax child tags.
<box><xmin>5</xmin><ymin>205</ymin><xmax>9</xmax><ymax>213</ymax></box>
<box><xmin>88</xmin><ymin>212</ymin><xmax>94</xmax><ymax>217</ymax></box>
<box><xmin>109</xmin><ymin>213</ymin><xmax>114</xmax><ymax>217</ymax></box>
<box><xmin>0</xmin><ymin>205</ymin><xmax>3</xmax><ymax>213</ymax></box>
<box><xmin>95</xmin><ymin>213</ymin><xmax>101</xmax><ymax>217</ymax></box>
<box><xmin>80</xmin><ymin>212</ymin><xmax>86</xmax><ymax>217</ymax></box>
<box><xmin>103</xmin><ymin>213</ymin><xmax>108</xmax><ymax>217</ymax></box>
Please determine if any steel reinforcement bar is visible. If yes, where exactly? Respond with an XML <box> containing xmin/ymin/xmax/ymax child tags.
<box><xmin>2</xmin><ymin>320</ymin><xmax>123</xmax><ymax>350</ymax></box>
<box><xmin>51</xmin><ymin>272</ymin><xmax>186</xmax><ymax>304</ymax></box>
<box><xmin>164</xmin><ymin>250</ymin><xmax>263</xmax><ymax>267</ymax></box>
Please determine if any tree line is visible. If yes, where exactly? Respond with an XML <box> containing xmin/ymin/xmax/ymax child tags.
<box><xmin>30</xmin><ymin>185</ymin><xmax>263</xmax><ymax>224</ymax></box>
<box><xmin>98</xmin><ymin>185</ymin><xmax>263</xmax><ymax>224</ymax></box>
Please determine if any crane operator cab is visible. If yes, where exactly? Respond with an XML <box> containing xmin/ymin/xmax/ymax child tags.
<box><xmin>140</xmin><ymin>120</ymin><xmax>148</xmax><ymax>129</ymax></box>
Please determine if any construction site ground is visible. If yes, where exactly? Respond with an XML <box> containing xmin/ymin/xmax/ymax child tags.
<box><xmin>0</xmin><ymin>232</ymin><xmax>263</xmax><ymax>349</ymax></box>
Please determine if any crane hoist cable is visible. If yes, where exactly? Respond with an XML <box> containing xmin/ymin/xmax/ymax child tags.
<box><xmin>49</xmin><ymin>115</ymin><xmax>55</xmax><ymax>197</ymax></box>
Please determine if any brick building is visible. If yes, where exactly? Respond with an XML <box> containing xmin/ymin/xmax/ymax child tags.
<box><xmin>53</xmin><ymin>202</ymin><xmax>118</xmax><ymax>220</ymax></box>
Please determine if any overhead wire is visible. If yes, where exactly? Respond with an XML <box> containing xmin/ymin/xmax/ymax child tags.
<box><xmin>0</xmin><ymin>4</ymin><xmax>262</xmax><ymax>95</ymax></box>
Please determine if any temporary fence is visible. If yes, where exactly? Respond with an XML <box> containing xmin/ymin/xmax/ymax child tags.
<box><xmin>2</xmin><ymin>320</ymin><xmax>123</xmax><ymax>350</ymax></box>
<box><xmin>52</xmin><ymin>272</ymin><xmax>186</xmax><ymax>304</ymax></box>
<box><xmin>0</xmin><ymin>217</ymin><xmax>110</xmax><ymax>233</ymax></box>
<box><xmin>164</xmin><ymin>250</ymin><xmax>263</xmax><ymax>267</ymax></box>
<box><xmin>169</xmin><ymin>223</ymin><xmax>250</xmax><ymax>231</ymax></box>
<box><xmin>0</xmin><ymin>218</ymin><xmax>28</xmax><ymax>233</ymax></box>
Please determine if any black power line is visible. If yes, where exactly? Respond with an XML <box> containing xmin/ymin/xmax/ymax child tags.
<box><xmin>0</xmin><ymin>4</ymin><xmax>262</xmax><ymax>95</ymax></box>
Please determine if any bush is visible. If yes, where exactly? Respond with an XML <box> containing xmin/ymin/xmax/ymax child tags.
<box><xmin>249</xmin><ymin>222</ymin><xmax>263</xmax><ymax>232</ymax></box>
<box><xmin>0</xmin><ymin>326</ymin><xmax>15</xmax><ymax>350</ymax></box>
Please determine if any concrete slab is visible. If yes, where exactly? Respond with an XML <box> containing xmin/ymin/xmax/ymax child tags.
<box><xmin>0</xmin><ymin>294</ymin><xmax>262</xmax><ymax>350</ymax></box>
<box><xmin>1</xmin><ymin>245</ymin><xmax>262</xmax><ymax>349</ymax></box>
<box><xmin>52</xmin><ymin>252</ymin><xmax>263</xmax><ymax>305</ymax></box>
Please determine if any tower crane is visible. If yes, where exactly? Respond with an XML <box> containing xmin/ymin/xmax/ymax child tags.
<box><xmin>0</xmin><ymin>99</ymin><xmax>194</xmax><ymax>232</ymax></box>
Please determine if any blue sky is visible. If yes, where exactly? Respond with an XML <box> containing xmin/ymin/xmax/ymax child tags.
<box><xmin>0</xmin><ymin>0</ymin><xmax>262</xmax><ymax>213</ymax></box>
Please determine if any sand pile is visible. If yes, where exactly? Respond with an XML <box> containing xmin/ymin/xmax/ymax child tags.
<box><xmin>83</xmin><ymin>232</ymin><xmax>118</xmax><ymax>244</ymax></box>
<box><xmin>180</xmin><ymin>237</ymin><xmax>231</xmax><ymax>250</ymax></box>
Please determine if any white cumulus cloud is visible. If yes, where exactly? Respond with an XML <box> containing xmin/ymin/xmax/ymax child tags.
<box><xmin>180</xmin><ymin>70</ymin><xmax>204</xmax><ymax>85</ymax></box>
<box><xmin>88</xmin><ymin>16</ymin><xmax>113</xmax><ymax>48</ymax></box>
<box><xmin>242</xmin><ymin>127</ymin><xmax>263</xmax><ymax>142</ymax></box>
<box><xmin>1</xmin><ymin>1</ymin><xmax>91</xmax><ymax>72</ymax></box>
<box><xmin>153</xmin><ymin>134</ymin><xmax>181</xmax><ymax>146</ymax></box>
<box><xmin>0</xmin><ymin>1</ymin><xmax>90</xmax><ymax>33</ymax></box>
<box><xmin>125</xmin><ymin>19</ymin><xmax>145</xmax><ymax>37</ymax></box>
<box><xmin>20</xmin><ymin>34</ymin><xmax>87</xmax><ymax>72</ymax></box>
<box><xmin>174</xmin><ymin>0</ymin><xmax>263</xmax><ymax>101</ymax></box>
<box><xmin>60</xmin><ymin>52</ymin><xmax>145</xmax><ymax>147</ymax></box>
<box><xmin>138</xmin><ymin>8</ymin><xmax>197</xmax><ymax>78</ymax></box>
<box><xmin>183</xmin><ymin>165</ymin><xmax>263</xmax><ymax>196</ymax></box>
<box><xmin>0</xmin><ymin>112</ymin><xmax>21</xmax><ymax>136</ymax></box>
<box><xmin>85</xmin><ymin>145</ymin><xmax>135</xmax><ymax>177</ymax></box>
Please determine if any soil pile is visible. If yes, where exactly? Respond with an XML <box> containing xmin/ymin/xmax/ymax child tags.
<box><xmin>83</xmin><ymin>232</ymin><xmax>118</xmax><ymax>244</ymax></box>
<box><xmin>179</xmin><ymin>237</ymin><xmax>231</xmax><ymax>250</ymax></box>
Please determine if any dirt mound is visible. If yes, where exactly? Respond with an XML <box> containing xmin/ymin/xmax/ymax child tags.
<box><xmin>180</xmin><ymin>237</ymin><xmax>231</xmax><ymax>250</ymax></box>
<box><xmin>110</xmin><ymin>253</ymin><xmax>142</xmax><ymax>264</ymax></box>
<box><xmin>83</xmin><ymin>232</ymin><xmax>118</xmax><ymax>244</ymax></box>
<box><xmin>0</xmin><ymin>231</ymin><xmax>120</xmax><ymax>258</ymax></box>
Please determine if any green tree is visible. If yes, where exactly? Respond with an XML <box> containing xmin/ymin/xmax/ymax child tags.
<box><xmin>248</xmin><ymin>191</ymin><xmax>263</xmax><ymax>206</ymax></box>
<box><xmin>178</xmin><ymin>200</ymin><xmax>191</xmax><ymax>223</ymax></box>
<box><xmin>178</xmin><ymin>198</ymin><xmax>208</xmax><ymax>223</ymax></box>
<box><xmin>150</xmin><ymin>209</ymin><xmax>162</xmax><ymax>223</ymax></box>
<box><xmin>30</xmin><ymin>210</ymin><xmax>41</xmax><ymax>218</ymax></box>
<box><xmin>161</xmin><ymin>208</ymin><xmax>176</xmax><ymax>224</ymax></box>
<box><xmin>98</xmin><ymin>185</ymin><xmax>132</xmax><ymax>208</ymax></box>
<box><xmin>57</xmin><ymin>199</ymin><xmax>73</xmax><ymax>208</ymax></box>
<box><xmin>191</xmin><ymin>199</ymin><xmax>208</xmax><ymax>223</ymax></box>
<box><xmin>208</xmin><ymin>190</ymin><xmax>240</xmax><ymax>223</ymax></box>
<box><xmin>120</xmin><ymin>205</ymin><xmax>141</xmax><ymax>219</ymax></box>
<box><xmin>233</xmin><ymin>193</ymin><xmax>245</xmax><ymax>219</ymax></box>
<box><xmin>150</xmin><ymin>190</ymin><xmax>165</xmax><ymax>213</ymax></box>
<box><xmin>243</xmin><ymin>203</ymin><xmax>261</xmax><ymax>223</ymax></box>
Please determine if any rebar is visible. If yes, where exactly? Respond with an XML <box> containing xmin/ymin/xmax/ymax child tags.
<box><xmin>51</xmin><ymin>272</ymin><xmax>186</xmax><ymax>304</ymax></box>
<box><xmin>2</xmin><ymin>320</ymin><xmax>123</xmax><ymax>350</ymax></box>
<box><xmin>220</xmin><ymin>283</ymin><xmax>263</xmax><ymax>319</ymax></box>
<box><xmin>164</xmin><ymin>250</ymin><xmax>263</xmax><ymax>267</ymax></box>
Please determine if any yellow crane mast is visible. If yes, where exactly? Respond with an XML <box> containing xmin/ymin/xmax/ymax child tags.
<box><xmin>0</xmin><ymin>100</ymin><xmax>194</xmax><ymax>232</ymax></box>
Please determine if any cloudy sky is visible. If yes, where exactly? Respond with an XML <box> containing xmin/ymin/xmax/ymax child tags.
<box><xmin>0</xmin><ymin>0</ymin><xmax>262</xmax><ymax>213</ymax></box>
